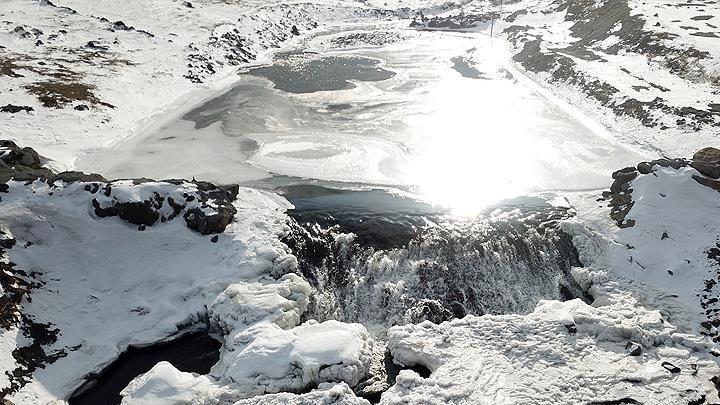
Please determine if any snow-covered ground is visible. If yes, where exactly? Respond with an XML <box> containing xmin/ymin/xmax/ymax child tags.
<box><xmin>1</xmin><ymin>0</ymin><xmax>720</xmax><ymax>404</ymax></box>
<box><xmin>0</xmin><ymin>0</ymin><xmax>410</xmax><ymax>169</ymax></box>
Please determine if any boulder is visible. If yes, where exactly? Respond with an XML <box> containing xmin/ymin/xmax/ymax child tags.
<box><xmin>183</xmin><ymin>205</ymin><xmax>236</xmax><ymax>235</ymax></box>
<box><xmin>691</xmin><ymin>147</ymin><xmax>720</xmax><ymax>179</ymax></box>
<box><xmin>116</xmin><ymin>201</ymin><xmax>160</xmax><ymax>226</ymax></box>
<box><xmin>693</xmin><ymin>175</ymin><xmax>720</xmax><ymax>193</ymax></box>
<box><xmin>0</xmin><ymin>140</ymin><xmax>42</xmax><ymax>169</ymax></box>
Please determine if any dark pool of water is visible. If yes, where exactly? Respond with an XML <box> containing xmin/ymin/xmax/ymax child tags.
<box><xmin>68</xmin><ymin>331</ymin><xmax>221</xmax><ymax>405</ymax></box>
<box><xmin>246</xmin><ymin>52</ymin><xmax>396</xmax><ymax>93</ymax></box>
<box><xmin>279</xmin><ymin>184</ymin><xmax>446</xmax><ymax>250</ymax></box>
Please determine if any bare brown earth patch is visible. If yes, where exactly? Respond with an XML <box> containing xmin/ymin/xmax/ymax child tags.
<box><xmin>24</xmin><ymin>80</ymin><xmax>113</xmax><ymax>109</ymax></box>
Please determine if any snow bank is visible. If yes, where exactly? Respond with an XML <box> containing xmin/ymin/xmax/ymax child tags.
<box><xmin>215</xmin><ymin>320</ymin><xmax>374</xmax><ymax>393</ymax></box>
<box><xmin>120</xmin><ymin>362</ymin><xmax>222</xmax><ymax>405</ymax></box>
<box><xmin>121</xmin><ymin>362</ymin><xmax>369</xmax><ymax>405</ymax></box>
<box><xmin>594</xmin><ymin>158</ymin><xmax>720</xmax><ymax>339</ymax></box>
<box><xmin>386</xmin><ymin>298</ymin><xmax>718</xmax><ymax>404</ymax></box>
<box><xmin>121</xmin><ymin>318</ymin><xmax>375</xmax><ymax>403</ymax></box>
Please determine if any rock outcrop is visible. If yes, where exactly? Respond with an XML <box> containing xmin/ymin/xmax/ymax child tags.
<box><xmin>1</xmin><ymin>140</ymin><xmax>239</xmax><ymax>234</ymax></box>
<box><xmin>602</xmin><ymin>149</ymin><xmax>720</xmax><ymax>227</ymax></box>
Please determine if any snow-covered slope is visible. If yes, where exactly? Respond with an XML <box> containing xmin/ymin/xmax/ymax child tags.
<box><xmin>417</xmin><ymin>0</ymin><xmax>720</xmax><ymax>157</ymax></box>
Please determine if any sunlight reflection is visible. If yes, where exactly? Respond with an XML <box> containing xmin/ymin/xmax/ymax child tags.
<box><xmin>409</xmin><ymin>64</ymin><xmax>556</xmax><ymax>216</ymax></box>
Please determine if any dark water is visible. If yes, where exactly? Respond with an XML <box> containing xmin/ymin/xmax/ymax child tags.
<box><xmin>279</xmin><ymin>185</ymin><xmax>445</xmax><ymax>250</ymax></box>
<box><xmin>280</xmin><ymin>185</ymin><xmax>591</xmax><ymax>328</ymax></box>
<box><xmin>68</xmin><ymin>332</ymin><xmax>221</xmax><ymax>405</ymax></box>
<box><xmin>246</xmin><ymin>52</ymin><xmax>396</xmax><ymax>93</ymax></box>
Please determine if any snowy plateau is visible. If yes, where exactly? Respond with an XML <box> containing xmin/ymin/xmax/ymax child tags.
<box><xmin>0</xmin><ymin>0</ymin><xmax>720</xmax><ymax>404</ymax></box>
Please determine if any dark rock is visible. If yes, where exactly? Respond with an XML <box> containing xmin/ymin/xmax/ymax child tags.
<box><xmin>183</xmin><ymin>205</ymin><xmax>235</xmax><ymax>235</ymax></box>
<box><xmin>604</xmin><ymin>167</ymin><xmax>640</xmax><ymax>228</ymax></box>
<box><xmin>74</xmin><ymin>104</ymin><xmax>89</xmax><ymax>111</ymax></box>
<box><xmin>688</xmin><ymin>394</ymin><xmax>706</xmax><ymax>405</ymax></box>
<box><xmin>55</xmin><ymin>171</ymin><xmax>107</xmax><ymax>183</ymax></box>
<box><xmin>612</xmin><ymin>167</ymin><xmax>639</xmax><ymax>180</ymax></box>
<box><xmin>166</xmin><ymin>197</ymin><xmax>184</xmax><ymax>221</ymax></box>
<box><xmin>693</xmin><ymin>147</ymin><xmax>720</xmax><ymax>163</ymax></box>
<box><xmin>210</xmin><ymin>235</ymin><xmax>218</xmax><ymax>243</ymax></box>
<box><xmin>654</xmin><ymin>158</ymin><xmax>688</xmax><ymax>170</ymax></box>
<box><xmin>407</xmin><ymin>299</ymin><xmax>453</xmax><ymax>324</ymax></box>
<box><xmin>92</xmin><ymin>198</ymin><xmax>117</xmax><ymax>218</ymax></box>
<box><xmin>565</xmin><ymin>324</ymin><xmax>577</xmax><ymax>334</ymax></box>
<box><xmin>692</xmin><ymin>161</ymin><xmax>720</xmax><ymax>179</ymax></box>
<box><xmin>116</xmin><ymin>201</ymin><xmax>159</xmax><ymax>226</ymax></box>
<box><xmin>83</xmin><ymin>183</ymin><xmax>100</xmax><ymax>194</ymax></box>
<box><xmin>112</xmin><ymin>21</ymin><xmax>131</xmax><ymax>30</ymax></box>
<box><xmin>637</xmin><ymin>162</ymin><xmax>653</xmax><ymax>174</ymax></box>
<box><xmin>85</xmin><ymin>41</ymin><xmax>109</xmax><ymax>50</ymax></box>
<box><xmin>182</xmin><ymin>1</ymin><xmax>193</xmax><ymax>8</ymax></box>
<box><xmin>0</xmin><ymin>140</ymin><xmax>42</xmax><ymax>169</ymax></box>
<box><xmin>0</xmin><ymin>237</ymin><xmax>16</xmax><ymax>249</ymax></box>
<box><xmin>291</xmin><ymin>25</ymin><xmax>300</xmax><ymax>36</ymax></box>
<box><xmin>588</xmin><ymin>398</ymin><xmax>641</xmax><ymax>405</ymax></box>
<box><xmin>625</xmin><ymin>342</ymin><xmax>643</xmax><ymax>356</ymax></box>
<box><xmin>711</xmin><ymin>375</ymin><xmax>720</xmax><ymax>396</ymax></box>
<box><xmin>661</xmin><ymin>361</ymin><xmax>681</xmax><ymax>374</ymax></box>
<box><xmin>693</xmin><ymin>175</ymin><xmax>720</xmax><ymax>193</ymax></box>
<box><xmin>691</xmin><ymin>147</ymin><xmax>720</xmax><ymax>179</ymax></box>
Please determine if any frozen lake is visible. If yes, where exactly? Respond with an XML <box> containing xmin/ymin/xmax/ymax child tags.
<box><xmin>85</xmin><ymin>25</ymin><xmax>645</xmax><ymax>214</ymax></box>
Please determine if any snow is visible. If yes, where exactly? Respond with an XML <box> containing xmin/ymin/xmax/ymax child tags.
<box><xmin>494</xmin><ymin>0</ymin><xmax>720</xmax><ymax>157</ymax></box>
<box><xmin>0</xmin><ymin>179</ymin><xmax>293</xmax><ymax>403</ymax></box>
<box><xmin>0</xmin><ymin>0</ymin><xmax>402</xmax><ymax>170</ymax></box>
<box><xmin>386</xmin><ymin>298</ymin><xmax>718</xmax><ymax>404</ymax></box>
<box><xmin>205</xmin><ymin>273</ymin><xmax>374</xmax><ymax>396</ymax></box>
<box><xmin>1</xmin><ymin>0</ymin><xmax>720</xmax><ymax>404</ymax></box>
<box><xmin>214</xmin><ymin>320</ymin><xmax>373</xmax><ymax>394</ymax></box>
<box><xmin>572</xmin><ymin>164</ymin><xmax>720</xmax><ymax>337</ymax></box>
<box><xmin>120</xmin><ymin>362</ymin><xmax>221</xmax><ymax>405</ymax></box>
<box><xmin>122</xmin><ymin>364</ymin><xmax>369</xmax><ymax>405</ymax></box>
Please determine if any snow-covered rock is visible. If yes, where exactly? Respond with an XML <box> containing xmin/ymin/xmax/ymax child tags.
<box><xmin>209</xmin><ymin>274</ymin><xmax>311</xmax><ymax>333</ymax></box>
<box><xmin>121</xmin><ymin>362</ymin><xmax>369</xmax><ymax>405</ymax></box>
<box><xmin>215</xmin><ymin>320</ymin><xmax>374</xmax><ymax>393</ymax></box>
<box><xmin>386</xmin><ymin>299</ymin><xmax>718</xmax><ymax>404</ymax></box>
<box><xmin>121</xmin><ymin>318</ymin><xmax>376</xmax><ymax>403</ymax></box>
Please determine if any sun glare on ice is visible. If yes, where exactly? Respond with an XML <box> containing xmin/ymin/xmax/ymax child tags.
<box><xmin>409</xmin><ymin>55</ymin><xmax>556</xmax><ymax>216</ymax></box>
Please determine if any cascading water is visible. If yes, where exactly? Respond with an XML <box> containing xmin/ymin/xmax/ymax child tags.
<box><xmin>276</xmin><ymin>185</ymin><xmax>590</xmax><ymax>400</ymax></box>
<box><xmin>282</xmin><ymin>193</ymin><xmax>589</xmax><ymax>329</ymax></box>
